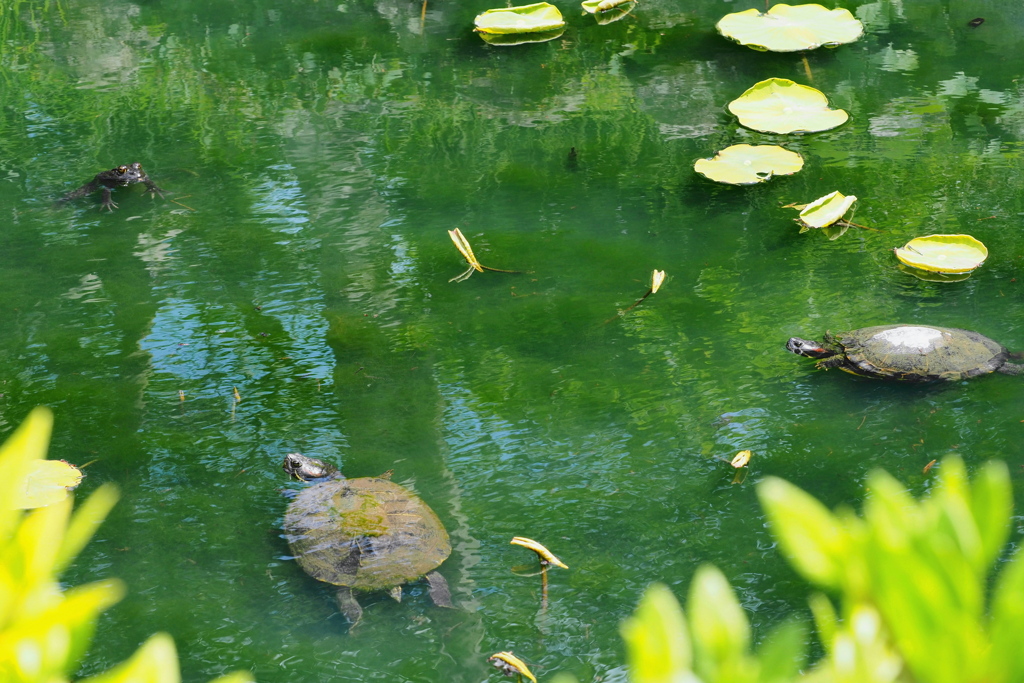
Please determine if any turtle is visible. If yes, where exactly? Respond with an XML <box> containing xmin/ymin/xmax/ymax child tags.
<box><xmin>282</xmin><ymin>452</ymin><xmax>453</xmax><ymax>626</ymax></box>
<box><xmin>786</xmin><ymin>324</ymin><xmax>1024</xmax><ymax>382</ymax></box>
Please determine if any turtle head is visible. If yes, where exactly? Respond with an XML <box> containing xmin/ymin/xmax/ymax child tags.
<box><xmin>282</xmin><ymin>453</ymin><xmax>340</xmax><ymax>481</ymax></box>
<box><xmin>786</xmin><ymin>337</ymin><xmax>835</xmax><ymax>359</ymax></box>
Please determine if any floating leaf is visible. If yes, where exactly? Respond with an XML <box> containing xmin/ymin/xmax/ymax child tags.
<box><xmin>717</xmin><ymin>3</ymin><xmax>864</xmax><ymax>52</ymax></box>
<box><xmin>694</xmin><ymin>144</ymin><xmax>804</xmax><ymax>185</ymax></box>
<box><xmin>728</xmin><ymin>78</ymin><xmax>848</xmax><ymax>134</ymax></box>
<box><xmin>894</xmin><ymin>234</ymin><xmax>988</xmax><ymax>274</ymax></box>
<box><xmin>730</xmin><ymin>450</ymin><xmax>751</xmax><ymax>468</ymax></box>
<box><xmin>448</xmin><ymin>229</ymin><xmax>522</xmax><ymax>282</ymax></box>
<box><xmin>489</xmin><ymin>652</ymin><xmax>537</xmax><ymax>683</ymax></box>
<box><xmin>474</xmin><ymin>2</ymin><xmax>565</xmax><ymax>35</ymax></box>
<box><xmin>796</xmin><ymin>191</ymin><xmax>857</xmax><ymax>229</ymax></box>
<box><xmin>511</xmin><ymin>536</ymin><xmax>568</xmax><ymax>568</ymax></box>
<box><xmin>13</xmin><ymin>459</ymin><xmax>84</xmax><ymax>510</ymax></box>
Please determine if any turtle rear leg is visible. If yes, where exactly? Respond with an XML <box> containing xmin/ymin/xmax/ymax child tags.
<box><xmin>335</xmin><ymin>587</ymin><xmax>364</xmax><ymax>627</ymax></box>
<box><xmin>998</xmin><ymin>363</ymin><xmax>1024</xmax><ymax>376</ymax></box>
<box><xmin>426</xmin><ymin>571</ymin><xmax>454</xmax><ymax>608</ymax></box>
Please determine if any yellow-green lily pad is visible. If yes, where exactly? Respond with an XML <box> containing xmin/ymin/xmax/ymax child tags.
<box><xmin>728</xmin><ymin>78</ymin><xmax>849</xmax><ymax>134</ymax></box>
<box><xmin>694</xmin><ymin>144</ymin><xmax>804</xmax><ymax>185</ymax></box>
<box><xmin>796</xmin><ymin>191</ymin><xmax>857</xmax><ymax>229</ymax></box>
<box><xmin>894</xmin><ymin>234</ymin><xmax>988</xmax><ymax>274</ymax></box>
<box><xmin>474</xmin><ymin>2</ymin><xmax>566</xmax><ymax>35</ymax></box>
<box><xmin>13</xmin><ymin>459</ymin><xmax>83</xmax><ymax>509</ymax></box>
<box><xmin>717</xmin><ymin>3</ymin><xmax>864</xmax><ymax>52</ymax></box>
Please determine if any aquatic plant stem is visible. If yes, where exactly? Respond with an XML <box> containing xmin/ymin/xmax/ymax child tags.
<box><xmin>802</xmin><ymin>55</ymin><xmax>813</xmax><ymax>82</ymax></box>
<box><xmin>540</xmin><ymin>564</ymin><xmax>549</xmax><ymax>613</ymax></box>
<box><xmin>603</xmin><ymin>288</ymin><xmax>654</xmax><ymax>324</ymax></box>
<box><xmin>838</xmin><ymin>219</ymin><xmax>881</xmax><ymax>232</ymax></box>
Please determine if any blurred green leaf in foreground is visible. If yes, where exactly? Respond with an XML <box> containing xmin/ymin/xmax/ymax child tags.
<box><xmin>0</xmin><ymin>407</ymin><xmax>253</xmax><ymax>683</ymax></box>
<box><xmin>617</xmin><ymin>456</ymin><xmax>1024</xmax><ymax>683</ymax></box>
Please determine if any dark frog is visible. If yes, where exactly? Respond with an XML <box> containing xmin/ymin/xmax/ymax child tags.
<box><xmin>60</xmin><ymin>163</ymin><xmax>165</xmax><ymax>211</ymax></box>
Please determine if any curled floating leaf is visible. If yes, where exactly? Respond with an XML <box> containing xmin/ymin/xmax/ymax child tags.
<box><xmin>448</xmin><ymin>229</ymin><xmax>523</xmax><ymax>282</ymax></box>
<box><xmin>13</xmin><ymin>459</ymin><xmax>84</xmax><ymax>509</ymax></box>
<box><xmin>730</xmin><ymin>450</ymin><xmax>752</xmax><ymax>468</ymax></box>
<box><xmin>923</xmin><ymin>459</ymin><xmax>937</xmax><ymax>474</ymax></box>
<box><xmin>651</xmin><ymin>269</ymin><xmax>666</xmax><ymax>294</ymax></box>
<box><xmin>794</xmin><ymin>191</ymin><xmax>857</xmax><ymax>229</ymax></box>
<box><xmin>449</xmin><ymin>228</ymin><xmax>484</xmax><ymax>273</ymax></box>
<box><xmin>489</xmin><ymin>652</ymin><xmax>537</xmax><ymax>683</ymax></box>
<box><xmin>511</xmin><ymin>536</ymin><xmax>568</xmax><ymax>569</ymax></box>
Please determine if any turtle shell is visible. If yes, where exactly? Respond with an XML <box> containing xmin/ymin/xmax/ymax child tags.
<box><xmin>838</xmin><ymin>324</ymin><xmax>1008</xmax><ymax>381</ymax></box>
<box><xmin>283</xmin><ymin>476</ymin><xmax>450</xmax><ymax>592</ymax></box>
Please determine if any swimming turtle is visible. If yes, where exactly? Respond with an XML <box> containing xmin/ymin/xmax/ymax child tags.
<box><xmin>282</xmin><ymin>453</ymin><xmax>453</xmax><ymax>625</ymax></box>
<box><xmin>786</xmin><ymin>324</ymin><xmax>1024</xmax><ymax>382</ymax></box>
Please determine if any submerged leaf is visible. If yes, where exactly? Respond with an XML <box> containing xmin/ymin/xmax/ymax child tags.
<box><xmin>717</xmin><ymin>3</ymin><xmax>863</xmax><ymax>52</ymax></box>
<box><xmin>796</xmin><ymin>191</ymin><xmax>857</xmax><ymax>229</ymax></box>
<box><xmin>728</xmin><ymin>78</ymin><xmax>848</xmax><ymax>134</ymax></box>
<box><xmin>694</xmin><ymin>144</ymin><xmax>804</xmax><ymax>185</ymax></box>
<box><xmin>474</xmin><ymin>2</ymin><xmax>566</xmax><ymax>35</ymax></box>
<box><xmin>893</xmin><ymin>234</ymin><xmax>988</xmax><ymax>274</ymax></box>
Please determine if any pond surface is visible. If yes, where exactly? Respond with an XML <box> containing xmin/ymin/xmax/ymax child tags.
<box><xmin>3</xmin><ymin>0</ymin><xmax>1024</xmax><ymax>680</ymax></box>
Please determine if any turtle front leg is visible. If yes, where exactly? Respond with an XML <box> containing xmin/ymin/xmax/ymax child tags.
<box><xmin>426</xmin><ymin>571</ymin><xmax>454</xmax><ymax>608</ymax></box>
<box><xmin>998</xmin><ymin>362</ymin><xmax>1024</xmax><ymax>376</ymax></box>
<box><xmin>815</xmin><ymin>356</ymin><xmax>846</xmax><ymax>370</ymax></box>
<box><xmin>335</xmin><ymin>587</ymin><xmax>364</xmax><ymax>628</ymax></box>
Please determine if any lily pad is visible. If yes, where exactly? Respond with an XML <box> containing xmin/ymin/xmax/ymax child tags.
<box><xmin>728</xmin><ymin>78</ymin><xmax>848</xmax><ymax>134</ymax></box>
<box><xmin>694</xmin><ymin>144</ymin><xmax>804</xmax><ymax>185</ymax></box>
<box><xmin>894</xmin><ymin>234</ymin><xmax>988</xmax><ymax>274</ymax></box>
<box><xmin>474</xmin><ymin>2</ymin><xmax>566</xmax><ymax>35</ymax></box>
<box><xmin>13</xmin><ymin>459</ymin><xmax>83</xmax><ymax>509</ymax></box>
<box><xmin>717</xmin><ymin>3</ymin><xmax>864</xmax><ymax>52</ymax></box>
<box><xmin>796</xmin><ymin>191</ymin><xmax>857</xmax><ymax>229</ymax></box>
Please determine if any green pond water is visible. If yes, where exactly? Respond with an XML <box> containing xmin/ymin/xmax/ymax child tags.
<box><xmin>3</xmin><ymin>0</ymin><xmax>1024</xmax><ymax>680</ymax></box>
